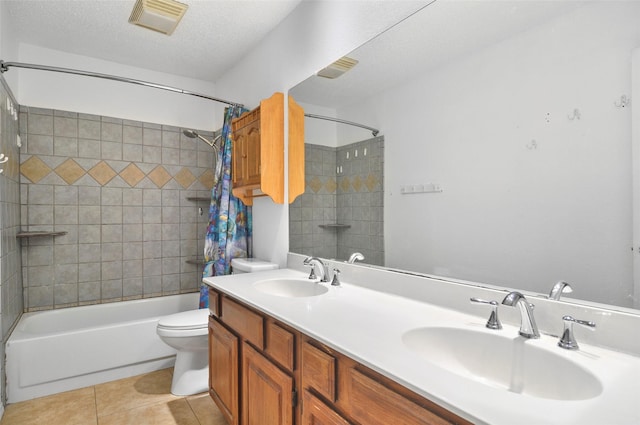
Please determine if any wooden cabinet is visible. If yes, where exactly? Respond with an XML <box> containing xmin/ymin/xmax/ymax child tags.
<box><xmin>208</xmin><ymin>287</ymin><xmax>472</xmax><ymax>425</ymax></box>
<box><xmin>301</xmin><ymin>342</ymin><xmax>336</xmax><ymax>403</ymax></box>
<box><xmin>301</xmin><ymin>390</ymin><xmax>350</xmax><ymax>425</ymax></box>
<box><xmin>232</xmin><ymin>109</ymin><xmax>262</xmax><ymax>190</ymax></box>
<box><xmin>288</xmin><ymin>95</ymin><xmax>305</xmax><ymax>204</ymax></box>
<box><xmin>231</xmin><ymin>92</ymin><xmax>283</xmax><ymax>206</ymax></box>
<box><xmin>209</xmin><ymin>287</ymin><xmax>297</xmax><ymax>425</ymax></box>
<box><xmin>242</xmin><ymin>342</ymin><xmax>294</xmax><ymax>425</ymax></box>
<box><xmin>230</xmin><ymin>92</ymin><xmax>305</xmax><ymax>206</ymax></box>
<box><xmin>209</xmin><ymin>318</ymin><xmax>239</xmax><ymax>425</ymax></box>
<box><xmin>220</xmin><ymin>297</ymin><xmax>264</xmax><ymax>349</ymax></box>
<box><xmin>300</xmin><ymin>338</ymin><xmax>472</xmax><ymax>425</ymax></box>
<box><xmin>341</xmin><ymin>366</ymin><xmax>451</xmax><ymax>425</ymax></box>
<box><xmin>265</xmin><ymin>322</ymin><xmax>296</xmax><ymax>372</ymax></box>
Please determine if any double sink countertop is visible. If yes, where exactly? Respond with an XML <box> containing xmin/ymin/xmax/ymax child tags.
<box><xmin>204</xmin><ymin>267</ymin><xmax>640</xmax><ymax>425</ymax></box>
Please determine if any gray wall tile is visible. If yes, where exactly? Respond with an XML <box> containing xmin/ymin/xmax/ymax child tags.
<box><xmin>28</xmin><ymin>114</ymin><xmax>54</xmax><ymax>136</ymax></box>
<box><xmin>20</xmin><ymin>107</ymin><xmax>212</xmax><ymax>310</ymax></box>
<box><xmin>101</xmin><ymin>122</ymin><xmax>123</xmax><ymax>142</ymax></box>
<box><xmin>79</xmin><ymin>119</ymin><xmax>101</xmax><ymax>140</ymax></box>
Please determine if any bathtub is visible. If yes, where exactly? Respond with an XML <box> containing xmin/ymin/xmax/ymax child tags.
<box><xmin>5</xmin><ymin>292</ymin><xmax>200</xmax><ymax>403</ymax></box>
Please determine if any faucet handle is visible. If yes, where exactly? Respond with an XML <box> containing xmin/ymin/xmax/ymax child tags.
<box><xmin>558</xmin><ymin>315</ymin><xmax>596</xmax><ymax>350</ymax></box>
<box><xmin>307</xmin><ymin>267</ymin><xmax>317</xmax><ymax>280</ymax></box>
<box><xmin>470</xmin><ymin>298</ymin><xmax>502</xmax><ymax>330</ymax></box>
<box><xmin>303</xmin><ymin>257</ymin><xmax>318</xmax><ymax>280</ymax></box>
<box><xmin>331</xmin><ymin>268</ymin><xmax>341</xmax><ymax>286</ymax></box>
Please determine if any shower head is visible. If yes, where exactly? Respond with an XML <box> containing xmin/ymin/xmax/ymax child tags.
<box><xmin>183</xmin><ymin>129</ymin><xmax>217</xmax><ymax>149</ymax></box>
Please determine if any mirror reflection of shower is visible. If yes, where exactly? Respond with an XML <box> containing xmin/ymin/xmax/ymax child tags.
<box><xmin>183</xmin><ymin>129</ymin><xmax>222</xmax><ymax>183</ymax></box>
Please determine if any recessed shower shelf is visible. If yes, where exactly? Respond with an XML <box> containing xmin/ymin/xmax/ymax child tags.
<box><xmin>17</xmin><ymin>231</ymin><xmax>68</xmax><ymax>238</ymax></box>
<box><xmin>318</xmin><ymin>223</ymin><xmax>351</xmax><ymax>230</ymax></box>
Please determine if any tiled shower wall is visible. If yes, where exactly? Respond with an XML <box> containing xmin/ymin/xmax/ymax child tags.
<box><xmin>290</xmin><ymin>136</ymin><xmax>384</xmax><ymax>265</ymax></box>
<box><xmin>19</xmin><ymin>106</ymin><xmax>216</xmax><ymax>311</ymax></box>
<box><xmin>0</xmin><ymin>77</ymin><xmax>23</xmax><ymax>404</ymax></box>
<box><xmin>336</xmin><ymin>137</ymin><xmax>384</xmax><ymax>265</ymax></box>
<box><xmin>290</xmin><ymin>144</ymin><xmax>337</xmax><ymax>259</ymax></box>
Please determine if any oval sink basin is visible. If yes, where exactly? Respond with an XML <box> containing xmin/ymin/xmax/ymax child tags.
<box><xmin>402</xmin><ymin>327</ymin><xmax>602</xmax><ymax>400</ymax></box>
<box><xmin>253</xmin><ymin>278</ymin><xmax>328</xmax><ymax>298</ymax></box>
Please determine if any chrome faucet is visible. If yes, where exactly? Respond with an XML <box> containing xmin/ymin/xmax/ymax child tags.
<box><xmin>548</xmin><ymin>281</ymin><xmax>572</xmax><ymax>300</ymax></box>
<box><xmin>347</xmin><ymin>252</ymin><xmax>365</xmax><ymax>263</ymax></box>
<box><xmin>501</xmin><ymin>291</ymin><xmax>540</xmax><ymax>339</ymax></box>
<box><xmin>303</xmin><ymin>257</ymin><xmax>330</xmax><ymax>282</ymax></box>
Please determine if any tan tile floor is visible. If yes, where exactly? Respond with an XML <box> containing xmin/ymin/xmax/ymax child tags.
<box><xmin>0</xmin><ymin>368</ymin><xmax>228</xmax><ymax>425</ymax></box>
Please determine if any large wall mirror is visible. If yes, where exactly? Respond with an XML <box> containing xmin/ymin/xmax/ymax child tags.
<box><xmin>289</xmin><ymin>0</ymin><xmax>640</xmax><ymax>311</ymax></box>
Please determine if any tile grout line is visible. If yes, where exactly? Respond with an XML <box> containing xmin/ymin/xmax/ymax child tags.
<box><xmin>185</xmin><ymin>396</ymin><xmax>203</xmax><ymax>425</ymax></box>
<box><xmin>92</xmin><ymin>385</ymin><xmax>99</xmax><ymax>424</ymax></box>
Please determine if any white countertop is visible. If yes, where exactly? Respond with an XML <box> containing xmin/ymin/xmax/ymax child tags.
<box><xmin>204</xmin><ymin>268</ymin><xmax>640</xmax><ymax>425</ymax></box>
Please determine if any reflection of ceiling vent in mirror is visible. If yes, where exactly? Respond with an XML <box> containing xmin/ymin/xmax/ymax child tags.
<box><xmin>129</xmin><ymin>0</ymin><xmax>189</xmax><ymax>35</ymax></box>
<box><xmin>317</xmin><ymin>56</ymin><xmax>359</xmax><ymax>79</ymax></box>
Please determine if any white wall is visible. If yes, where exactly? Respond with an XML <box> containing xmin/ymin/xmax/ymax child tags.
<box><xmin>339</xmin><ymin>2</ymin><xmax>640</xmax><ymax>306</ymax></box>
<box><xmin>214</xmin><ymin>0</ymin><xmax>428</xmax><ymax>267</ymax></box>
<box><xmin>13</xmin><ymin>43</ymin><xmax>220</xmax><ymax>132</ymax></box>
<box><xmin>298</xmin><ymin>102</ymin><xmax>339</xmax><ymax>148</ymax></box>
<box><xmin>0</xmin><ymin>0</ymin><xmax>18</xmax><ymax>90</ymax></box>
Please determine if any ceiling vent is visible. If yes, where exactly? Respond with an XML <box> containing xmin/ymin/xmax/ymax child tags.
<box><xmin>316</xmin><ymin>56</ymin><xmax>359</xmax><ymax>79</ymax></box>
<box><xmin>129</xmin><ymin>0</ymin><xmax>189</xmax><ymax>35</ymax></box>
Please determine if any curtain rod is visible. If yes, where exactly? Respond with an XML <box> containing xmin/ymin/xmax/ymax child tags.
<box><xmin>0</xmin><ymin>60</ymin><xmax>243</xmax><ymax>108</ymax></box>
<box><xmin>304</xmin><ymin>113</ymin><xmax>379</xmax><ymax>137</ymax></box>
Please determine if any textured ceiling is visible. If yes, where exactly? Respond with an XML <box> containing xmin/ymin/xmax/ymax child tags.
<box><xmin>5</xmin><ymin>0</ymin><xmax>302</xmax><ymax>82</ymax></box>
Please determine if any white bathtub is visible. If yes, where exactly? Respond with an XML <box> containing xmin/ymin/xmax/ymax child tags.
<box><xmin>5</xmin><ymin>293</ymin><xmax>200</xmax><ymax>403</ymax></box>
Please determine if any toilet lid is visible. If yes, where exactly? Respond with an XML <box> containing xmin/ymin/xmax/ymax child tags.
<box><xmin>158</xmin><ymin>309</ymin><xmax>209</xmax><ymax>330</ymax></box>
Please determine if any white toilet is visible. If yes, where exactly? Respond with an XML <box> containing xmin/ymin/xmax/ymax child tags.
<box><xmin>231</xmin><ymin>257</ymin><xmax>279</xmax><ymax>275</ymax></box>
<box><xmin>156</xmin><ymin>308</ymin><xmax>210</xmax><ymax>396</ymax></box>
<box><xmin>156</xmin><ymin>258</ymin><xmax>278</xmax><ymax>396</ymax></box>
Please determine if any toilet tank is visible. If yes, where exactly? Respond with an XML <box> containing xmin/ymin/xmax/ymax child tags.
<box><xmin>231</xmin><ymin>258</ymin><xmax>279</xmax><ymax>274</ymax></box>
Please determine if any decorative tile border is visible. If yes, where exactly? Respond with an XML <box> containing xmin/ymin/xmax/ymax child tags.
<box><xmin>21</xmin><ymin>156</ymin><xmax>214</xmax><ymax>190</ymax></box>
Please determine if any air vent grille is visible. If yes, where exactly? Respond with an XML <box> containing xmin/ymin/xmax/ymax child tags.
<box><xmin>129</xmin><ymin>0</ymin><xmax>188</xmax><ymax>35</ymax></box>
<box><xmin>317</xmin><ymin>56</ymin><xmax>359</xmax><ymax>79</ymax></box>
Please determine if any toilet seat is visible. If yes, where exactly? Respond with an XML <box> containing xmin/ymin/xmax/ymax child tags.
<box><xmin>157</xmin><ymin>309</ymin><xmax>209</xmax><ymax>337</ymax></box>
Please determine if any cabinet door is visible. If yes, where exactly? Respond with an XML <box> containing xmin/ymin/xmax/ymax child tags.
<box><xmin>245</xmin><ymin>122</ymin><xmax>261</xmax><ymax>185</ymax></box>
<box><xmin>209</xmin><ymin>318</ymin><xmax>239</xmax><ymax>425</ymax></box>
<box><xmin>302</xmin><ymin>390</ymin><xmax>350</xmax><ymax>425</ymax></box>
<box><xmin>232</xmin><ymin>126</ymin><xmax>248</xmax><ymax>187</ymax></box>
<box><xmin>242</xmin><ymin>342</ymin><xmax>293</xmax><ymax>425</ymax></box>
<box><xmin>341</xmin><ymin>367</ymin><xmax>452</xmax><ymax>425</ymax></box>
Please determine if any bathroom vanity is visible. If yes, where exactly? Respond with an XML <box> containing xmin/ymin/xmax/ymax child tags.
<box><xmin>204</xmin><ymin>255</ymin><xmax>640</xmax><ymax>425</ymax></box>
<box><xmin>207</xmin><ymin>286</ymin><xmax>469</xmax><ymax>425</ymax></box>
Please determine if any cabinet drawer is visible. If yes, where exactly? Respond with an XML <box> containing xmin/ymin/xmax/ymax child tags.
<box><xmin>221</xmin><ymin>297</ymin><xmax>264</xmax><ymax>349</ymax></box>
<box><xmin>302</xmin><ymin>342</ymin><xmax>337</xmax><ymax>402</ymax></box>
<box><xmin>208</xmin><ymin>288</ymin><xmax>220</xmax><ymax>318</ymax></box>
<box><xmin>266</xmin><ymin>321</ymin><xmax>295</xmax><ymax>372</ymax></box>
<box><xmin>342</xmin><ymin>367</ymin><xmax>452</xmax><ymax>425</ymax></box>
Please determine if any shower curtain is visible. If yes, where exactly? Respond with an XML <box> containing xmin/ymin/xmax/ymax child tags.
<box><xmin>200</xmin><ymin>105</ymin><xmax>252</xmax><ymax>308</ymax></box>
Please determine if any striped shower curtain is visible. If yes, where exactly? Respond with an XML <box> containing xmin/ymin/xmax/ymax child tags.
<box><xmin>200</xmin><ymin>106</ymin><xmax>252</xmax><ymax>308</ymax></box>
